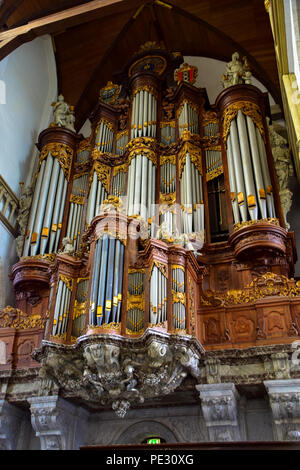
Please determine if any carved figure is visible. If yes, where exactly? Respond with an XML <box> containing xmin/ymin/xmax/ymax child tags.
<box><xmin>268</xmin><ymin>124</ymin><xmax>294</xmax><ymax>229</ymax></box>
<box><xmin>52</xmin><ymin>94</ymin><xmax>76</xmax><ymax>131</ymax></box>
<box><xmin>16</xmin><ymin>184</ymin><xmax>33</xmax><ymax>257</ymax></box>
<box><xmin>65</xmin><ymin>106</ymin><xmax>76</xmax><ymax>132</ymax></box>
<box><xmin>222</xmin><ymin>52</ymin><xmax>252</xmax><ymax>88</ymax></box>
<box><xmin>52</xmin><ymin>94</ymin><xmax>69</xmax><ymax>127</ymax></box>
<box><xmin>60</xmin><ymin>237</ymin><xmax>75</xmax><ymax>255</ymax></box>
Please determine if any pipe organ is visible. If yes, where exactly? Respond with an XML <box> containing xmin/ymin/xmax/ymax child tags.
<box><xmin>11</xmin><ymin>46</ymin><xmax>298</xmax><ymax>355</ymax></box>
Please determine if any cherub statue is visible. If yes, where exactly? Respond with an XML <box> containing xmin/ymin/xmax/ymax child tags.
<box><xmin>222</xmin><ymin>52</ymin><xmax>252</xmax><ymax>88</ymax></box>
<box><xmin>65</xmin><ymin>105</ymin><xmax>76</xmax><ymax>132</ymax></box>
<box><xmin>60</xmin><ymin>237</ymin><xmax>74</xmax><ymax>255</ymax></box>
<box><xmin>242</xmin><ymin>56</ymin><xmax>252</xmax><ymax>85</ymax></box>
<box><xmin>52</xmin><ymin>94</ymin><xmax>69</xmax><ymax>127</ymax></box>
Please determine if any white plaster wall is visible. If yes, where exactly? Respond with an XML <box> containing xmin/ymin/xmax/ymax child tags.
<box><xmin>0</xmin><ymin>35</ymin><xmax>57</xmax><ymax>308</ymax></box>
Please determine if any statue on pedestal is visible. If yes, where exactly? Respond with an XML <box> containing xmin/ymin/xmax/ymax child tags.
<box><xmin>51</xmin><ymin>95</ymin><xmax>76</xmax><ymax>132</ymax></box>
<box><xmin>222</xmin><ymin>52</ymin><xmax>252</xmax><ymax>88</ymax></box>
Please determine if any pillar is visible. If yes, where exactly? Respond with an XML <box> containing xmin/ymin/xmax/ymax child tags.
<box><xmin>28</xmin><ymin>395</ymin><xmax>79</xmax><ymax>450</ymax></box>
<box><xmin>264</xmin><ymin>379</ymin><xmax>300</xmax><ymax>441</ymax></box>
<box><xmin>196</xmin><ymin>383</ymin><xmax>242</xmax><ymax>442</ymax></box>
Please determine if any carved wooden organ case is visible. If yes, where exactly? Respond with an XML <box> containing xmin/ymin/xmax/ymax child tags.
<box><xmin>3</xmin><ymin>46</ymin><xmax>300</xmax><ymax>373</ymax></box>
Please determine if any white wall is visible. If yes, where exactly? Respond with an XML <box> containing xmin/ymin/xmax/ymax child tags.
<box><xmin>0</xmin><ymin>35</ymin><xmax>57</xmax><ymax>308</ymax></box>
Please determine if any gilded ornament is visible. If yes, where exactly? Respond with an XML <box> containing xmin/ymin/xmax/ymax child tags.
<box><xmin>70</xmin><ymin>194</ymin><xmax>85</xmax><ymax>205</ymax></box>
<box><xmin>38</xmin><ymin>143</ymin><xmax>73</xmax><ymax>181</ymax></box>
<box><xmin>129</xmin><ymin>55</ymin><xmax>167</xmax><ymax>78</ymax></box>
<box><xmin>233</xmin><ymin>217</ymin><xmax>279</xmax><ymax>232</ymax></box>
<box><xmin>149</xmin><ymin>260</ymin><xmax>168</xmax><ymax>279</ymax></box>
<box><xmin>176</xmin><ymin>99</ymin><xmax>199</xmax><ymax>119</ymax></box>
<box><xmin>59</xmin><ymin>274</ymin><xmax>73</xmax><ymax>291</ymax></box>
<box><xmin>160</xmin><ymin>154</ymin><xmax>176</xmax><ymax>165</ymax></box>
<box><xmin>160</xmin><ymin>121</ymin><xmax>176</xmax><ymax>128</ymax></box>
<box><xmin>172</xmin><ymin>290</ymin><xmax>186</xmax><ymax>305</ymax></box>
<box><xmin>127</xmin><ymin>294</ymin><xmax>145</xmax><ymax>312</ymax></box>
<box><xmin>113</xmin><ymin>163</ymin><xmax>128</xmax><ymax>176</ymax></box>
<box><xmin>202</xmin><ymin>272</ymin><xmax>300</xmax><ymax>307</ymax></box>
<box><xmin>178</xmin><ymin>141</ymin><xmax>202</xmax><ymax>177</ymax></box>
<box><xmin>99</xmin><ymin>81</ymin><xmax>120</xmax><ymax>105</ymax></box>
<box><xmin>159</xmin><ymin>192</ymin><xmax>176</xmax><ymax>206</ymax></box>
<box><xmin>89</xmin><ymin>157</ymin><xmax>111</xmax><ymax>192</ymax></box>
<box><xmin>206</xmin><ymin>165</ymin><xmax>224</xmax><ymax>181</ymax></box>
<box><xmin>73</xmin><ymin>301</ymin><xmax>87</xmax><ymax>320</ymax></box>
<box><xmin>222</xmin><ymin>101</ymin><xmax>265</xmax><ymax>144</ymax></box>
<box><xmin>128</xmin><ymin>147</ymin><xmax>157</xmax><ymax>167</ymax></box>
<box><xmin>0</xmin><ymin>306</ymin><xmax>45</xmax><ymax>329</ymax></box>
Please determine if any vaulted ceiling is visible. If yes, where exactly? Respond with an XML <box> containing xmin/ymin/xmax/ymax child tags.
<box><xmin>0</xmin><ymin>0</ymin><xmax>280</xmax><ymax>130</ymax></box>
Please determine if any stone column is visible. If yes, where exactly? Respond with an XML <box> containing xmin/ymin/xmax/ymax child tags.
<box><xmin>264</xmin><ymin>379</ymin><xmax>300</xmax><ymax>441</ymax></box>
<box><xmin>0</xmin><ymin>400</ymin><xmax>27</xmax><ymax>450</ymax></box>
<box><xmin>28</xmin><ymin>395</ymin><xmax>79</xmax><ymax>450</ymax></box>
<box><xmin>196</xmin><ymin>383</ymin><xmax>241</xmax><ymax>442</ymax></box>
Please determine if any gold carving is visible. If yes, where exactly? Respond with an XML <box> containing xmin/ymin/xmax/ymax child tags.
<box><xmin>222</xmin><ymin>101</ymin><xmax>265</xmax><ymax>144</ymax></box>
<box><xmin>59</xmin><ymin>274</ymin><xmax>73</xmax><ymax>291</ymax></box>
<box><xmin>160</xmin><ymin>154</ymin><xmax>176</xmax><ymax>165</ymax></box>
<box><xmin>206</xmin><ymin>165</ymin><xmax>224</xmax><ymax>181</ymax></box>
<box><xmin>38</xmin><ymin>143</ymin><xmax>73</xmax><ymax>181</ymax></box>
<box><xmin>172</xmin><ymin>290</ymin><xmax>186</xmax><ymax>305</ymax></box>
<box><xmin>127</xmin><ymin>294</ymin><xmax>145</xmax><ymax>312</ymax></box>
<box><xmin>178</xmin><ymin>139</ymin><xmax>202</xmax><ymax>177</ymax></box>
<box><xmin>90</xmin><ymin>154</ymin><xmax>111</xmax><ymax>192</ymax></box>
<box><xmin>203</xmin><ymin>272</ymin><xmax>300</xmax><ymax>307</ymax></box>
<box><xmin>128</xmin><ymin>147</ymin><xmax>157</xmax><ymax>167</ymax></box>
<box><xmin>0</xmin><ymin>306</ymin><xmax>45</xmax><ymax>329</ymax></box>
<box><xmin>177</xmin><ymin>99</ymin><xmax>199</xmax><ymax>119</ymax></box>
<box><xmin>70</xmin><ymin>194</ymin><xmax>85</xmax><ymax>205</ymax></box>
<box><xmin>113</xmin><ymin>163</ymin><xmax>128</xmax><ymax>176</ymax></box>
<box><xmin>233</xmin><ymin>217</ymin><xmax>279</xmax><ymax>232</ymax></box>
<box><xmin>160</xmin><ymin>192</ymin><xmax>176</xmax><ymax>206</ymax></box>
<box><xmin>150</xmin><ymin>260</ymin><xmax>168</xmax><ymax>278</ymax></box>
<box><xmin>73</xmin><ymin>301</ymin><xmax>87</xmax><ymax>320</ymax></box>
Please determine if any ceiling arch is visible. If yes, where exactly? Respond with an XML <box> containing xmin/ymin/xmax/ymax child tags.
<box><xmin>0</xmin><ymin>0</ymin><xmax>280</xmax><ymax>129</ymax></box>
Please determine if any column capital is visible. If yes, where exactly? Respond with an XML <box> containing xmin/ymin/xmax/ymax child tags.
<box><xmin>28</xmin><ymin>395</ymin><xmax>77</xmax><ymax>450</ymax></box>
<box><xmin>196</xmin><ymin>383</ymin><xmax>241</xmax><ymax>442</ymax></box>
<box><xmin>264</xmin><ymin>379</ymin><xmax>300</xmax><ymax>440</ymax></box>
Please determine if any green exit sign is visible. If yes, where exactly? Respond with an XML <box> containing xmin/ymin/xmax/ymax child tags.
<box><xmin>147</xmin><ymin>438</ymin><xmax>161</xmax><ymax>445</ymax></box>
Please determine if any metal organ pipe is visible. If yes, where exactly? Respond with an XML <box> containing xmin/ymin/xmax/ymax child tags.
<box><xmin>89</xmin><ymin>234</ymin><xmax>125</xmax><ymax>327</ymax></box>
<box><xmin>226</xmin><ymin>111</ymin><xmax>276</xmax><ymax>223</ymax></box>
<box><xmin>48</xmin><ymin>167</ymin><xmax>65</xmax><ymax>253</ymax></box>
<box><xmin>227</xmin><ymin>135</ymin><xmax>241</xmax><ymax>224</ymax></box>
<box><xmin>255</xmin><ymin>127</ymin><xmax>276</xmax><ymax>218</ymax></box>
<box><xmin>23</xmin><ymin>159</ymin><xmax>46</xmax><ymax>256</ymax></box>
<box><xmin>246</xmin><ymin>116</ymin><xmax>267</xmax><ymax>219</ymax></box>
<box><xmin>236</xmin><ymin>110</ymin><xmax>258</xmax><ymax>220</ymax></box>
<box><xmin>30</xmin><ymin>152</ymin><xmax>54</xmax><ymax>256</ymax></box>
<box><xmin>228</xmin><ymin>120</ymin><xmax>248</xmax><ymax>222</ymax></box>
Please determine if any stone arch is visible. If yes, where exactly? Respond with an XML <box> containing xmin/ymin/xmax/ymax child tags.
<box><xmin>117</xmin><ymin>420</ymin><xmax>179</xmax><ymax>445</ymax></box>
